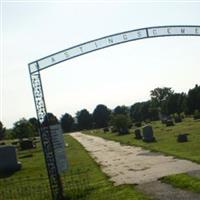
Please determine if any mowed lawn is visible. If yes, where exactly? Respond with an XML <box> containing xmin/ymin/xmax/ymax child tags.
<box><xmin>84</xmin><ymin>117</ymin><xmax>200</xmax><ymax>193</ymax></box>
<box><xmin>0</xmin><ymin>134</ymin><xmax>151</xmax><ymax>200</ymax></box>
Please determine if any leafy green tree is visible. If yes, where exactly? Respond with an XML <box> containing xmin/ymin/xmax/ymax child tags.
<box><xmin>193</xmin><ymin>109</ymin><xmax>200</xmax><ymax>119</ymax></box>
<box><xmin>130</xmin><ymin>101</ymin><xmax>159</xmax><ymax>122</ymax></box>
<box><xmin>162</xmin><ymin>93</ymin><xmax>187</xmax><ymax>115</ymax></box>
<box><xmin>76</xmin><ymin>109</ymin><xmax>93</xmax><ymax>130</ymax></box>
<box><xmin>187</xmin><ymin>84</ymin><xmax>200</xmax><ymax>114</ymax></box>
<box><xmin>111</xmin><ymin>114</ymin><xmax>131</xmax><ymax>134</ymax></box>
<box><xmin>13</xmin><ymin>118</ymin><xmax>35</xmax><ymax>139</ymax></box>
<box><xmin>150</xmin><ymin>87</ymin><xmax>174</xmax><ymax>118</ymax></box>
<box><xmin>4</xmin><ymin>129</ymin><xmax>15</xmax><ymax>140</ymax></box>
<box><xmin>0</xmin><ymin>121</ymin><xmax>6</xmax><ymax>140</ymax></box>
<box><xmin>130</xmin><ymin>102</ymin><xmax>143</xmax><ymax>122</ymax></box>
<box><xmin>148</xmin><ymin>101</ymin><xmax>159</xmax><ymax>121</ymax></box>
<box><xmin>113</xmin><ymin>105</ymin><xmax>129</xmax><ymax>115</ymax></box>
<box><xmin>29</xmin><ymin>117</ymin><xmax>40</xmax><ymax>136</ymax></box>
<box><xmin>60</xmin><ymin>113</ymin><xmax>74</xmax><ymax>133</ymax></box>
<box><xmin>150</xmin><ymin>87</ymin><xmax>174</xmax><ymax>106</ymax></box>
<box><xmin>42</xmin><ymin>113</ymin><xmax>59</xmax><ymax>126</ymax></box>
<box><xmin>92</xmin><ymin>104</ymin><xmax>111</xmax><ymax>128</ymax></box>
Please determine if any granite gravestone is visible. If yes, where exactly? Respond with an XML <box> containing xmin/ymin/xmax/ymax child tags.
<box><xmin>174</xmin><ymin>116</ymin><xmax>182</xmax><ymax>123</ymax></box>
<box><xmin>134</xmin><ymin>129</ymin><xmax>142</xmax><ymax>139</ymax></box>
<box><xmin>103</xmin><ymin>127</ymin><xmax>109</xmax><ymax>132</ymax></box>
<box><xmin>20</xmin><ymin>139</ymin><xmax>36</xmax><ymax>150</ymax></box>
<box><xmin>177</xmin><ymin>133</ymin><xmax>189</xmax><ymax>142</ymax></box>
<box><xmin>0</xmin><ymin>145</ymin><xmax>21</xmax><ymax>172</ymax></box>
<box><xmin>119</xmin><ymin>127</ymin><xmax>129</xmax><ymax>134</ymax></box>
<box><xmin>111</xmin><ymin>127</ymin><xmax>117</xmax><ymax>133</ymax></box>
<box><xmin>142</xmin><ymin>125</ymin><xmax>156</xmax><ymax>142</ymax></box>
<box><xmin>166</xmin><ymin>120</ymin><xmax>174</xmax><ymax>127</ymax></box>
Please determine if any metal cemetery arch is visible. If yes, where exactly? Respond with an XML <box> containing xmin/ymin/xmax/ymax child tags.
<box><xmin>28</xmin><ymin>25</ymin><xmax>200</xmax><ymax>200</ymax></box>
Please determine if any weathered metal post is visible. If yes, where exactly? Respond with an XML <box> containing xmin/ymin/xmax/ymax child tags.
<box><xmin>29</xmin><ymin>62</ymin><xmax>64</xmax><ymax>200</ymax></box>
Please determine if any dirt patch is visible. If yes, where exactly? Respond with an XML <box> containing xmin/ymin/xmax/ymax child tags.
<box><xmin>70</xmin><ymin>132</ymin><xmax>200</xmax><ymax>185</ymax></box>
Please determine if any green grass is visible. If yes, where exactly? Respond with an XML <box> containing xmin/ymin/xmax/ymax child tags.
<box><xmin>85</xmin><ymin>118</ymin><xmax>200</xmax><ymax>164</ymax></box>
<box><xmin>0</xmin><ymin>142</ymin><xmax>51</xmax><ymax>200</ymax></box>
<box><xmin>0</xmin><ymin>135</ymin><xmax>151</xmax><ymax>200</ymax></box>
<box><xmin>161</xmin><ymin>173</ymin><xmax>200</xmax><ymax>193</ymax></box>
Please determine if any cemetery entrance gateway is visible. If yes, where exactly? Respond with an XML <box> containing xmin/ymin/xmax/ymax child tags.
<box><xmin>28</xmin><ymin>25</ymin><xmax>200</xmax><ymax>200</ymax></box>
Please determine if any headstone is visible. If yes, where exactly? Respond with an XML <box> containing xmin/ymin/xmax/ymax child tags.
<box><xmin>134</xmin><ymin>129</ymin><xmax>142</xmax><ymax>139</ymax></box>
<box><xmin>128</xmin><ymin>124</ymin><xmax>133</xmax><ymax>129</ymax></box>
<box><xmin>0</xmin><ymin>145</ymin><xmax>21</xmax><ymax>172</ymax></box>
<box><xmin>135</xmin><ymin>122</ymin><xmax>142</xmax><ymax>127</ymax></box>
<box><xmin>174</xmin><ymin>116</ymin><xmax>182</xmax><ymax>123</ymax></box>
<box><xmin>161</xmin><ymin>116</ymin><xmax>172</xmax><ymax>124</ymax></box>
<box><xmin>103</xmin><ymin>127</ymin><xmax>109</xmax><ymax>132</ymax></box>
<box><xmin>142</xmin><ymin>125</ymin><xmax>156</xmax><ymax>142</ymax></box>
<box><xmin>145</xmin><ymin>119</ymin><xmax>151</xmax><ymax>124</ymax></box>
<box><xmin>161</xmin><ymin>119</ymin><xmax>167</xmax><ymax>124</ymax></box>
<box><xmin>177</xmin><ymin>133</ymin><xmax>188</xmax><ymax>142</ymax></box>
<box><xmin>111</xmin><ymin>127</ymin><xmax>117</xmax><ymax>133</ymax></box>
<box><xmin>193</xmin><ymin>112</ymin><xmax>200</xmax><ymax>120</ymax></box>
<box><xmin>119</xmin><ymin>127</ymin><xmax>129</xmax><ymax>134</ymax></box>
<box><xmin>33</xmin><ymin>137</ymin><xmax>40</xmax><ymax>144</ymax></box>
<box><xmin>20</xmin><ymin>139</ymin><xmax>36</xmax><ymax>150</ymax></box>
<box><xmin>166</xmin><ymin>120</ymin><xmax>174</xmax><ymax>127</ymax></box>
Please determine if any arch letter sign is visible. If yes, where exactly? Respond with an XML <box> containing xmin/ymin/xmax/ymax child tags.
<box><xmin>28</xmin><ymin>25</ymin><xmax>200</xmax><ymax>200</ymax></box>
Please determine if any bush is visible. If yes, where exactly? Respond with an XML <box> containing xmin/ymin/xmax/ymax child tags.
<box><xmin>180</xmin><ymin>112</ymin><xmax>185</xmax><ymax>119</ymax></box>
<box><xmin>193</xmin><ymin>110</ymin><xmax>200</xmax><ymax>120</ymax></box>
<box><xmin>166</xmin><ymin>120</ymin><xmax>174</xmax><ymax>127</ymax></box>
<box><xmin>144</xmin><ymin>119</ymin><xmax>151</xmax><ymax>124</ymax></box>
<box><xmin>173</xmin><ymin>113</ymin><xmax>182</xmax><ymax>123</ymax></box>
<box><xmin>118</xmin><ymin>128</ymin><xmax>129</xmax><ymax>134</ymax></box>
<box><xmin>13</xmin><ymin>118</ymin><xmax>35</xmax><ymax>139</ymax></box>
<box><xmin>103</xmin><ymin>127</ymin><xmax>109</xmax><ymax>132</ymax></box>
<box><xmin>111</xmin><ymin>114</ymin><xmax>131</xmax><ymax>134</ymax></box>
<box><xmin>128</xmin><ymin>124</ymin><xmax>133</xmax><ymax>129</ymax></box>
<box><xmin>134</xmin><ymin>122</ymin><xmax>142</xmax><ymax>127</ymax></box>
<box><xmin>111</xmin><ymin>127</ymin><xmax>117</xmax><ymax>133</ymax></box>
<box><xmin>174</xmin><ymin>116</ymin><xmax>182</xmax><ymax>123</ymax></box>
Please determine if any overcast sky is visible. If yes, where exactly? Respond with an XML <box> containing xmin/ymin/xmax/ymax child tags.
<box><xmin>1</xmin><ymin>0</ymin><xmax>200</xmax><ymax>128</ymax></box>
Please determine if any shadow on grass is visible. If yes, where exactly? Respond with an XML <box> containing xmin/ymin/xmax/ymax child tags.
<box><xmin>0</xmin><ymin>171</ymin><xmax>16</xmax><ymax>178</ymax></box>
<box><xmin>19</xmin><ymin>154</ymin><xmax>33</xmax><ymax>159</ymax></box>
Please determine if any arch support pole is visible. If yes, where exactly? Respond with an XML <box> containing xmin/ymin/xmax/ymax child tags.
<box><xmin>29</xmin><ymin>63</ymin><xmax>64</xmax><ymax>200</ymax></box>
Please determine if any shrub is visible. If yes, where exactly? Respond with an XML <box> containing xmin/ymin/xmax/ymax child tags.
<box><xmin>193</xmin><ymin>110</ymin><xmax>200</xmax><ymax>120</ymax></box>
<box><xmin>134</xmin><ymin>122</ymin><xmax>142</xmax><ymax>127</ymax></box>
<box><xmin>103</xmin><ymin>127</ymin><xmax>109</xmax><ymax>132</ymax></box>
<box><xmin>180</xmin><ymin>112</ymin><xmax>185</xmax><ymax>119</ymax></box>
<box><xmin>173</xmin><ymin>113</ymin><xmax>182</xmax><ymax>123</ymax></box>
<box><xmin>111</xmin><ymin>127</ymin><xmax>117</xmax><ymax>133</ymax></box>
<box><xmin>119</xmin><ymin>128</ymin><xmax>129</xmax><ymax>134</ymax></box>
<box><xmin>111</xmin><ymin>114</ymin><xmax>131</xmax><ymax>134</ymax></box>
<box><xmin>166</xmin><ymin>120</ymin><xmax>174</xmax><ymax>127</ymax></box>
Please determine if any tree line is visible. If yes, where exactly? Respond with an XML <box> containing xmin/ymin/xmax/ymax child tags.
<box><xmin>1</xmin><ymin>84</ymin><xmax>200</xmax><ymax>140</ymax></box>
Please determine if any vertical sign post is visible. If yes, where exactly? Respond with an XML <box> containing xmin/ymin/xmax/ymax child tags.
<box><xmin>29</xmin><ymin>62</ymin><xmax>64</xmax><ymax>200</ymax></box>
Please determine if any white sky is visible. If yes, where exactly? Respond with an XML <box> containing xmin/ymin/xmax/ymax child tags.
<box><xmin>1</xmin><ymin>0</ymin><xmax>200</xmax><ymax>128</ymax></box>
